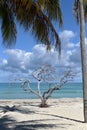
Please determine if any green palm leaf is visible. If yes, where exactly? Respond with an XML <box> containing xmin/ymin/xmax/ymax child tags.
<box><xmin>0</xmin><ymin>0</ymin><xmax>62</xmax><ymax>54</ymax></box>
<box><xmin>14</xmin><ymin>0</ymin><xmax>62</xmax><ymax>52</ymax></box>
<box><xmin>0</xmin><ymin>0</ymin><xmax>17</xmax><ymax>47</ymax></box>
<box><xmin>84</xmin><ymin>0</ymin><xmax>87</xmax><ymax>21</ymax></box>
<box><xmin>73</xmin><ymin>0</ymin><xmax>87</xmax><ymax>22</ymax></box>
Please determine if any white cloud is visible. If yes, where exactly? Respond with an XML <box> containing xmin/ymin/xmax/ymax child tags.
<box><xmin>1</xmin><ymin>45</ymin><xmax>59</xmax><ymax>74</ymax></box>
<box><xmin>60</xmin><ymin>30</ymin><xmax>76</xmax><ymax>40</ymax></box>
<box><xmin>59</xmin><ymin>30</ymin><xmax>81</xmax><ymax>67</ymax></box>
<box><xmin>1</xmin><ymin>30</ymin><xmax>86</xmax><ymax>82</ymax></box>
<box><xmin>60</xmin><ymin>30</ymin><xmax>76</xmax><ymax>49</ymax></box>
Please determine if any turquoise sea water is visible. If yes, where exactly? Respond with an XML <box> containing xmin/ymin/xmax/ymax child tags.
<box><xmin>0</xmin><ymin>83</ymin><xmax>83</xmax><ymax>99</ymax></box>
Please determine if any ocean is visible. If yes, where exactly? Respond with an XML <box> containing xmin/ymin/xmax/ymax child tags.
<box><xmin>0</xmin><ymin>83</ymin><xmax>83</xmax><ymax>99</ymax></box>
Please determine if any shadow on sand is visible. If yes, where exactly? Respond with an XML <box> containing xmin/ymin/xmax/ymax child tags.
<box><xmin>0</xmin><ymin>105</ymin><xmax>84</xmax><ymax>130</ymax></box>
<box><xmin>41</xmin><ymin>113</ymin><xmax>84</xmax><ymax>123</ymax></box>
<box><xmin>0</xmin><ymin>115</ymin><xmax>60</xmax><ymax>130</ymax></box>
<box><xmin>0</xmin><ymin>105</ymin><xmax>35</xmax><ymax>114</ymax></box>
<box><xmin>0</xmin><ymin>105</ymin><xmax>58</xmax><ymax>130</ymax></box>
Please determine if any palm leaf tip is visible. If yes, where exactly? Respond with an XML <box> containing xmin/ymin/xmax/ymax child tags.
<box><xmin>0</xmin><ymin>0</ymin><xmax>17</xmax><ymax>47</ymax></box>
<box><xmin>73</xmin><ymin>0</ymin><xmax>79</xmax><ymax>23</ymax></box>
<box><xmin>84</xmin><ymin>0</ymin><xmax>87</xmax><ymax>22</ymax></box>
<box><xmin>0</xmin><ymin>0</ymin><xmax>62</xmax><ymax>53</ymax></box>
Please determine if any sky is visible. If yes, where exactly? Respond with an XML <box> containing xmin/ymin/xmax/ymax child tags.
<box><xmin>0</xmin><ymin>0</ymin><xmax>87</xmax><ymax>82</ymax></box>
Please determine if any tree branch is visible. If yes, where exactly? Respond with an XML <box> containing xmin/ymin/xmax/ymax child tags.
<box><xmin>42</xmin><ymin>70</ymin><xmax>74</xmax><ymax>100</ymax></box>
<box><xmin>21</xmin><ymin>80</ymin><xmax>42</xmax><ymax>100</ymax></box>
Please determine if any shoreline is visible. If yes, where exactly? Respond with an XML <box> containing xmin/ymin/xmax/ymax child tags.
<box><xmin>0</xmin><ymin>98</ymin><xmax>84</xmax><ymax>106</ymax></box>
<box><xmin>0</xmin><ymin>98</ymin><xmax>83</xmax><ymax>105</ymax></box>
<box><xmin>0</xmin><ymin>97</ymin><xmax>83</xmax><ymax>100</ymax></box>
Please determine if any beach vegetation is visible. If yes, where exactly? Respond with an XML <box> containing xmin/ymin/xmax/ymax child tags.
<box><xmin>20</xmin><ymin>65</ymin><xmax>74</xmax><ymax>107</ymax></box>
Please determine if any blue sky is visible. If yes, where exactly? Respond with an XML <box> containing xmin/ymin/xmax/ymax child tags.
<box><xmin>0</xmin><ymin>0</ymin><xmax>87</xmax><ymax>82</ymax></box>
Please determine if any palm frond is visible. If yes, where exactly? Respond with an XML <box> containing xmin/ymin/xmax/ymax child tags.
<box><xmin>0</xmin><ymin>0</ymin><xmax>62</xmax><ymax>54</ymax></box>
<box><xmin>0</xmin><ymin>0</ymin><xmax>17</xmax><ymax>47</ymax></box>
<box><xmin>73</xmin><ymin>0</ymin><xmax>87</xmax><ymax>23</ymax></box>
<box><xmin>42</xmin><ymin>0</ymin><xmax>63</xmax><ymax>26</ymax></box>
<box><xmin>73</xmin><ymin>0</ymin><xmax>80</xmax><ymax>23</ymax></box>
<box><xmin>11</xmin><ymin>0</ymin><xmax>61</xmax><ymax>53</ymax></box>
<box><xmin>83</xmin><ymin>0</ymin><xmax>87</xmax><ymax>22</ymax></box>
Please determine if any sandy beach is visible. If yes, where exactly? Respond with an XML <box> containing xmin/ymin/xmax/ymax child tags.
<box><xmin>0</xmin><ymin>98</ymin><xmax>87</xmax><ymax>130</ymax></box>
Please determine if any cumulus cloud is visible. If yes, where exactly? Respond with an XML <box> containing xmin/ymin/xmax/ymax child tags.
<box><xmin>60</xmin><ymin>30</ymin><xmax>76</xmax><ymax>49</ymax></box>
<box><xmin>0</xmin><ymin>30</ymin><xmax>86</xmax><ymax>82</ymax></box>
<box><xmin>59</xmin><ymin>31</ymin><xmax>81</xmax><ymax>67</ymax></box>
<box><xmin>1</xmin><ymin>45</ymin><xmax>59</xmax><ymax>75</ymax></box>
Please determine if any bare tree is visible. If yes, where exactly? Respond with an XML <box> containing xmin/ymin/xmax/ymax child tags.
<box><xmin>21</xmin><ymin>65</ymin><xmax>74</xmax><ymax>107</ymax></box>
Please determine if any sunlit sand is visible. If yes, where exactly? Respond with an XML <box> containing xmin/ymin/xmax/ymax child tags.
<box><xmin>0</xmin><ymin>98</ymin><xmax>87</xmax><ymax>130</ymax></box>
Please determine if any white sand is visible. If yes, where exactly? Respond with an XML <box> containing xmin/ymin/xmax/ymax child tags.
<box><xmin>0</xmin><ymin>98</ymin><xmax>87</xmax><ymax>130</ymax></box>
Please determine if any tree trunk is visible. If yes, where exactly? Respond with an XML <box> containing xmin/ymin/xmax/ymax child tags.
<box><xmin>40</xmin><ymin>98</ymin><xmax>48</xmax><ymax>107</ymax></box>
<box><xmin>79</xmin><ymin>0</ymin><xmax>87</xmax><ymax>123</ymax></box>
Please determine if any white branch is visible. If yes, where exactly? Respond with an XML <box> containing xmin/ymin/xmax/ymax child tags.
<box><xmin>21</xmin><ymin>80</ymin><xmax>43</xmax><ymax>100</ymax></box>
<box><xmin>38</xmin><ymin>80</ymin><xmax>41</xmax><ymax>95</ymax></box>
<box><xmin>42</xmin><ymin>80</ymin><xmax>67</xmax><ymax>100</ymax></box>
<box><xmin>32</xmin><ymin>73</ymin><xmax>41</xmax><ymax>81</ymax></box>
<box><xmin>42</xmin><ymin>70</ymin><xmax>73</xmax><ymax>100</ymax></box>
